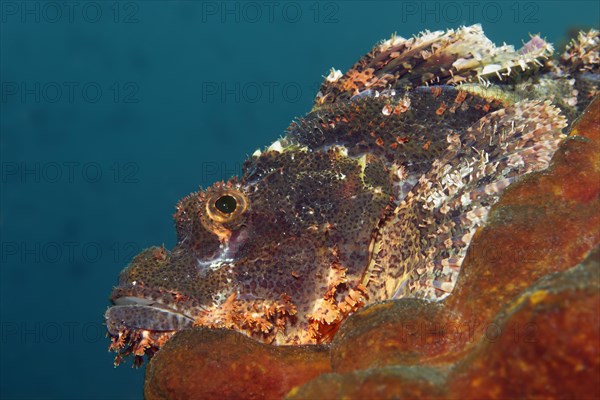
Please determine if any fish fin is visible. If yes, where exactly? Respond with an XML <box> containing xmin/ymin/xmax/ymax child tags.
<box><xmin>364</xmin><ymin>100</ymin><xmax>566</xmax><ymax>302</ymax></box>
<box><xmin>313</xmin><ymin>24</ymin><xmax>553</xmax><ymax>108</ymax></box>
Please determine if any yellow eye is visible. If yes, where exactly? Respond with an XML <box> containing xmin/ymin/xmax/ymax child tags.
<box><xmin>206</xmin><ymin>189</ymin><xmax>248</xmax><ymax>224</ymax></box>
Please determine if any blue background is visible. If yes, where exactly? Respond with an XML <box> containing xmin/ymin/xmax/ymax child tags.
<box><xmin>1</xmin><ymin>1</ymin><xmax>598</xmax><ymax>399</ymax></box>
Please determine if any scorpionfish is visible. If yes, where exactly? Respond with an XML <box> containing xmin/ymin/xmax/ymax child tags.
<box><xmin>105</xmin><ymin>25</ymin><xmax>599</xmax><ymax>366</ymax></box>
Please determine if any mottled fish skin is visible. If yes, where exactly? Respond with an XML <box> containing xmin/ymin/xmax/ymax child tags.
<box><xmin>105</xmin><ymin>24</ymin><xmax>599</xmax><ymax>366</ymax></box>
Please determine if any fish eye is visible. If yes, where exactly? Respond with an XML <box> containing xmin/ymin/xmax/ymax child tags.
<box><xmin>215</xmin><ymin>195</ymin><xmax>237</xmax><ymax>214</ymax></box>
<box><xmin>205</xmin><ymin>189</ymin><xmax>248</xmax><ymax>225</ymax></box>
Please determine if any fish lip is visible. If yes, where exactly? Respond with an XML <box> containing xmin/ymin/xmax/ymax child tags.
<box><xmin>110</xmin><ymin>285</ymin><xmax>195</xmax><ymax>310</ymax></box>
<box><xmin>104</xmin><ymin>303</ymin><xmax>194</xmax><ymax>336</ymax></box>
<box><xmin>111</xmin><ymin>296</ymin><xmax>196</xmax><ymax>320</ymax></box>
<box><xmin>107</xmin><ymin>286</ymin><xmax>198</xmax><ymax>335</ymax></box>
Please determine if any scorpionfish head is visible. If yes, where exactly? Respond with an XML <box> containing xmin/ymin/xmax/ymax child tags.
<box><xmin>105</xmin><ymin>141</ymin><xmax>396</xmax><ymax>365</ymax></box>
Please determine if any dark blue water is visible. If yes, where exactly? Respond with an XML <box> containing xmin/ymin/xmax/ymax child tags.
<box><xmin>1</xmin><ymin>1</ymin><xmax>598</xmax><ymax>399</ymax></box>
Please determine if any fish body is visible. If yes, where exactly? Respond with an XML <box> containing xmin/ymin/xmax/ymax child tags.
<box><xmin>105</xmin><ymin>25</ymin><xmax>599</xmax><ymax>366</ymax></box>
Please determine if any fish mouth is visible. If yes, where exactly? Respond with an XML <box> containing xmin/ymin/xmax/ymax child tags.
<box><xmin>106</xmin><ymin>297</ymin><xmax>195</xmax><ymax>335</ymax></box>
<box><xmin>105</xmin><ymin>290</ymin><xmax>197</xmax><ymax>367</ymax></box>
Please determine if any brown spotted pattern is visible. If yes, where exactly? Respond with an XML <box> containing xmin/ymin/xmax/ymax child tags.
<box><xmin>105</xmin><ymin>25</ymin><xmax>599</xmax><ymax>366</ymax></box>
